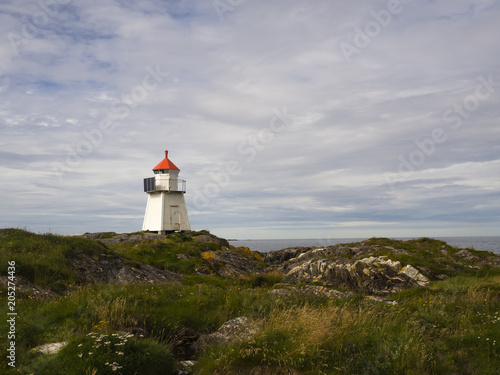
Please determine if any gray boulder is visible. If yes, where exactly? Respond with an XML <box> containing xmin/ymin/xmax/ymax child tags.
<box><xmin>192</xmin><ymin>316</ymin><xmax>260</xmax><ymax>353</ymax></box>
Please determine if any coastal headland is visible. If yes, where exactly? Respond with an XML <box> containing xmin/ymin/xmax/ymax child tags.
<box><xmin>1</xmin><ymin>228</ymin><xmax>499</xmax><ymax>374</ymax></box>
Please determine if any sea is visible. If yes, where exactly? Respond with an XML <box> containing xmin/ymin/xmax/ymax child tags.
<box><xmin>228</xmin><ymin>236</ymin><xmax>500</xmax><ymax>254</ymax></box>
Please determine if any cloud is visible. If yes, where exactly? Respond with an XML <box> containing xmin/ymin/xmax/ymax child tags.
<box><xmin>0</xmin><ymin>0</ymin><xmax>499</xmax><ymax>238</ymax></box>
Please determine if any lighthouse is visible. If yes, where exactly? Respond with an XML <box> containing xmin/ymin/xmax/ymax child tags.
<box><xmin>142</xmin><ymin>150</ymin><xmax>191</xmax><ymax>234</ymax></box>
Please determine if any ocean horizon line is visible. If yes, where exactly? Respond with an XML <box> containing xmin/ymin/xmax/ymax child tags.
<box><xmin>228</xmin><ymin>236</ymin><xmax>500</xmax><ymax>254</ymax></box>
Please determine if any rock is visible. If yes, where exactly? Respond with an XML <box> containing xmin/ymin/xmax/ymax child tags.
<box><xmin>201</xmin><ymin>250</ymin><xmax>267</xmax><ymax>278</ymax></box>
<box><xmin>192</xmin><ymin>316</ymin><xmax>260</xmax><ymax>353</ymax></box>
<box><xmin>388</xmin><ymin>248</ymin><xmax>412</xmax><ymax>256</ymax></box>
<box><xmin>298</xmin><ymin>285</ymin><xmax>353</xmax><ymax>299</ymax></box>
<box><xmin>80</xmin><ymin>232</ymin><xmax>165</xmax><ymax>244</ymax></box>
<box><xmin>399</xmin><ymin>265</ymin><xmax>429</xmax><ymax>287</ymax></box>
<box><xmin>100</xmin><ymin>234</ymin><xmax>148</xmax><ymax>244</ymax></box>
<box><xmin>268</xmin><ymin>285</ymin><xmax>353</xmax><ymax>299</ymax></box>
<box><xmin>465</xmin><ymin>264</ymin><xmax>480</xmax><ymax>270</ymax></box>
<box><xmin>435</xmin><ymin>274</ymin><xmax>450</xmax><ymax>281</ymax></box>
<box><xmin>80</xmin><ymin>232</ymin><xmax>116</xmax><ymax>240</ymax></box>
<box><xmin>193</xmin><ymin>234</ymin><xmax>230</xmax><ymax>248</ymax></box>
<box><xmin>0</xmin><ymin>276</ymin><xmax>57</xmax><ymax>299</ymax></box>
<box><xmin>194</xmin><ymin>266</ymin><xmax>212</xmax><ymax>275</ymax></box>
<box><xmin>143</xmin><ymin>232</ymin><xmax>166</xmax><ymax>240</ymax></box>
<box><xmin>365</xmin><ymin>296</ymin><xmax>398</xmax><ymax>305</ymax></box>
<box><xmin>283</xmin><ymin>256</ymin><xmax>429</xmax><ymax>295</ymax></box>
<box><xmin>67</xmin><ymin>252</ymin><xmax>182</xmax><ymax>285</ymax></box>
<box><xmin>451</xmin><ymin>249</ymin><xmax>500</xmax><ymax>266</ymax></box>
<box><xmin>35</xmin><ymin>342</ymin><xmax>67</xmax><ymax>354</ymax></box>
<box><xmin>176</xmin><ymin>253</ymin><xmax>193</xmax><ymax>260</ymax></box>
<box><xmin>264</xmin><ymin>247</ymin><xmax>313</xmax><ymax>265</ymax></box>
<box><xmin>284</xmin><ymin>259</ymin><xmax>331</xmax><ymax>283</ymax></box>
<box><xmin>176</xmin><ymin>360</ymin><xmax>196</xmax><ymax>375</ymax></box>
<box><xmin>265</xmin><ymin>243</ymin><xmax>385</xmax><ymax>267</ymax></box>
<box><xmin>454</xmin><ymin>250</ymin><xmax>479</xmax><ymax>261</ymax></box>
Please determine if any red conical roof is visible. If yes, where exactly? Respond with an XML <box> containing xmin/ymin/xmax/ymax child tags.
<box><xmin>153</xmin><ymin>150</ymin><xmax>179</xmax><ymax>170</ymax></box>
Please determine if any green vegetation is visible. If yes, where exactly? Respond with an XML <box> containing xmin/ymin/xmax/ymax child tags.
<box><xmin>26</xmin><ymin>332</ymin><xmax>174</xmax><ymax>375</ymax></box>
<box><xmin>197</xmin><ymin>276</ymin><xmax>500</xmax><ymax>374</ymax></box>
<box><xmin>0</xmin><ymin>229</ymin><xmax>499</xmax><ymax>374</ymax></box>
<box><xmin>0</xmin><ymin>228</ymin><xmax>108</xmax><ymax>292</ymax></box>
<box><xmin>110</xmin><ymin>235</ymin><xmax>219</xmax><ymax>275</ymax></box>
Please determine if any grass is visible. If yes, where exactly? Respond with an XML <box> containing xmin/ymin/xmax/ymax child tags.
<box><xmin>196</xmin><ymin>275</ymin><xmax>500</xmax><ymax>374</ymax></box>
<box><xmin>0</xmin><ymin>229</ymin><xmax>499</xmax><ymax>374</ymax></box>
<box><xmin>0</xmin><ymin>228</ymin><xmax>108</xmax><ymax>292</ymax></box>
<box><xmin>0</xmin><ymin>276</ymin><xmax>318</xmax><ymax>373</ymax></box>
<box><xmin>112</xmin><ymin>239</ymin><xmax>211</xmax><ymax>275</ymax></box>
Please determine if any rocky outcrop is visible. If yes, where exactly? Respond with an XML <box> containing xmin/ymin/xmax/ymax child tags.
<box><xmin>81</xmin><ymin>231</ymin><xmax>232</xmax><ymax>247</ymax></box>
<box><xmin>454</xmin><ymin>249</ymin><xmax>480</xmax><ymax>262</ymax></box>
<box><xmin>192</xmin><ymin>233</ymin><xmax>230</xmax><ymax>248</ymax></box>
<box><xmin>67</xmin><ymin>252</ymin><xmax>182</xmax><ymax>285</ymax></box>
<box><xmin>265</xmin><ymin>247</ymin><xmax>318</xmax><ymax>265</ymax></box>
<box><xmin>80</xmin><ymin>232</ymin><xmax>166</xmax><ymax>244</ymax></box>
<box><xmin>264</xmin><ymin>243</ymin><xmax>384</xmax><ymax>265</ymax></box>
<box><xmin>200</xmin><ymin>249</ymin><xmax>266</xmax><ymax>277</ymax></box>
<box><xmin>193</xmin><ymin>244</ymin><xmax>430</xmax><ymax>295</ymax></box>
<box><xmin>281</xmin><ymin>256</ymin><xmax>429</xmax><ymax>295</ymax></box>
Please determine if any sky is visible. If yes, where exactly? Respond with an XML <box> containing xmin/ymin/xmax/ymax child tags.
<box><xmin>0</xmin><ymin>0</ymin><xmax>499</xmax><ymax>240</ymax></box>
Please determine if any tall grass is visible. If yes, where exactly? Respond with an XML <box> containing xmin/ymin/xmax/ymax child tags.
<box><xmin>196</xmin><ymin>275</ymin><xmax>500</xmax><ymax>374</ymax></box>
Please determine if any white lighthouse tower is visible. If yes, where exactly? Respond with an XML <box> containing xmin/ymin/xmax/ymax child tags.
<box><xmin>142</xmin><ymin>150</ymin><xmax>191</xmax><ymax>234</ymax></box>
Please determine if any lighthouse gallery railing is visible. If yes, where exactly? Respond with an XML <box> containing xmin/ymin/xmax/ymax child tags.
<box><xmin>143</xmin><ymin>177</ymin><xmax>186</xmax><ymax>193</ymax></box>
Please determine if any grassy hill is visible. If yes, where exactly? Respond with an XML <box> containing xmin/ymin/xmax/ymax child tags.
<box><xmin>1</xmin><ymin>229</ymin><xmax>499</xmax><ymax>374</ymax></box>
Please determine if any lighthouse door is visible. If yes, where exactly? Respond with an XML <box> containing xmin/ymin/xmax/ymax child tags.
<box><xmin>170</xmin><ymin>205</ymin><xmax>181</xmax><ymax>230</ymax></box>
